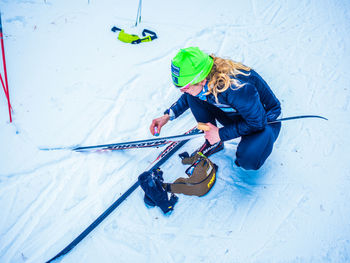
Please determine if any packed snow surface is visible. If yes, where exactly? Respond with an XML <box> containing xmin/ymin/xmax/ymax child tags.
<box><xmin>0</xmin><ymin>0</ymin><xmax>350</xmax><ymax>262</ymax></box>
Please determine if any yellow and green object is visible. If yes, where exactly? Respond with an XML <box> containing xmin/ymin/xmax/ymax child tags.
<box><xmin>111</xmin><ymin>26</ymin><xmax>157</xmax><ymax>44</ymax></box>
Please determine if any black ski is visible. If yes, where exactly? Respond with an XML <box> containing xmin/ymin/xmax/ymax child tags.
<box><xmin>40</xmin><ymin>114</ymin><xmax>327</xmax><ymax>153</ymax></box>
<box><xmin>45</xmin><ymin>127</ymin><xmax>198</xmax><ymax>263</ymax></box>
<box><xmin>40</xmin><ymin>130</ymin><xmax>203</xmax><ymax>152</ymax></box>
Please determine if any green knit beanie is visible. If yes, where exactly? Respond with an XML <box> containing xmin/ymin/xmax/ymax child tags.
<box><xmin>171</xmin><ymin>47</ymin><xmax>214</xmax><ymax>87</ymax></box>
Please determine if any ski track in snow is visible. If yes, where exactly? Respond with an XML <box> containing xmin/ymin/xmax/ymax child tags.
<box><xmin>1</xmin><ymin>0</ymin><xmax>350</xmax><ymax>262</ymax></box>
<box><xmin>78</xmin><ymin>74</ymin><xmax>141</xmax><ymax>145</ymax></box>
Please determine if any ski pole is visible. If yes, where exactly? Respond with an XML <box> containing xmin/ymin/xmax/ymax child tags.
<box><xmin>0</xmin><ymin>12</ymin><xmax>12</xmax><ymax>122</ymax></box>
<box><xmin>135</xmin><ymin>0</ymin><xmax>142</xmax><ymax>27</ymax></box>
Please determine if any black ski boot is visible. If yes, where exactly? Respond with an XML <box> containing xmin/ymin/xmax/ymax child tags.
<box><xmin>179</xmin><ymin>139</ymin><xmax>224</xmax><ymax>160</ymax></box>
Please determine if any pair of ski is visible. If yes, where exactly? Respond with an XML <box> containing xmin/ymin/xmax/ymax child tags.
<box><xmin>45</xmin><ymin>115</ymin><xmax>327</xmax><ymax>262</ymax></box>
<box><xmin>45</xmin><ymin>127</ymin><xmax>199</xmax><ymax>262</ymax></box>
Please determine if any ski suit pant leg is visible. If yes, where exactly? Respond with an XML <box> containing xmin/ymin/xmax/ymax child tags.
<box><xmin>186</xmin><ymin>94</ymin><xmax>281</xmax><ymax>170</ymax></box>
<box><xmin>235</xmin><ymin>123</ymin><xmax>281</xmax><ymax>170</ymax></box>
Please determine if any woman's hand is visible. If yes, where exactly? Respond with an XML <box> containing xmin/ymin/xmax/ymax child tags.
<box><xmin>204</xmin><ymin>122</ymin><xmax>221</xmax><ymax>145</ymax></box>
<box><xmin>150</xmin><ymin>114</ymin><xmax>170</xmax><ymax>136</ymax></box>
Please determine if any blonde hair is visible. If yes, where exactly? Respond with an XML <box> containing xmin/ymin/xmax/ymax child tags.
<box><xmin>206</xmin><ymin>55</ymin><xmax>251</xmax><ymax>101</ymax></box>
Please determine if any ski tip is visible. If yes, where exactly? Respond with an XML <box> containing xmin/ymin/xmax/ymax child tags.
<box><xmin>39</xmin><ymin>147</ymin><xmax>62</xmax><ymax>151</ymax></box>
<box><xmin>38</xmin><ymin>146</ymin><xmax>77</xmax><ymax>151</ymax></box>
<box><xmin>307</xmin><ymin>115</ymin><xmax>328</xmax><ymax>121</ymax></box>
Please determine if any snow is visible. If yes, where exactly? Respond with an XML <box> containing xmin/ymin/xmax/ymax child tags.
<box><xmin>0</xmin><ymin>0</ymin><xmax>350</xmax><ymax>262</ymax></box>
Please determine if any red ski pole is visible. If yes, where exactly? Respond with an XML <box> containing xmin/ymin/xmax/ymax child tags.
<box><xmin>0</xmin><ymin>12</ymin><xmax>12</xmax><ymax>123</ymax></box>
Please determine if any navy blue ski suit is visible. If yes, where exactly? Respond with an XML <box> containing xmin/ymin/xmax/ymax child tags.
<box><xmin>167</xmin><ymin>69</ymin><xmax>282</xmax><ymax>170</ymax></box>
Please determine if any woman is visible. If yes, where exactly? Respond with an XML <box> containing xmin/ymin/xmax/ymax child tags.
<box><xmin>150</xmin><ymin>47</ymin><xmax>281</xmax><ymax>170</ymax></box>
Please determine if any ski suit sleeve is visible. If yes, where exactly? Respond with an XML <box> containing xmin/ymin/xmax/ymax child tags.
<box><xmin>218</xmin><ymin>83</ymin><xmax>267</xmax><ymax>141</ymax></box>
<box><xmin>168</xmin><ymin>94</ymin><xmax>190</xmax><ymax>119</ymax></box>
<box><xmin>250</xmin><ymin>70</ymin><xmax>281</xmax><ymax>122</ymax></box>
